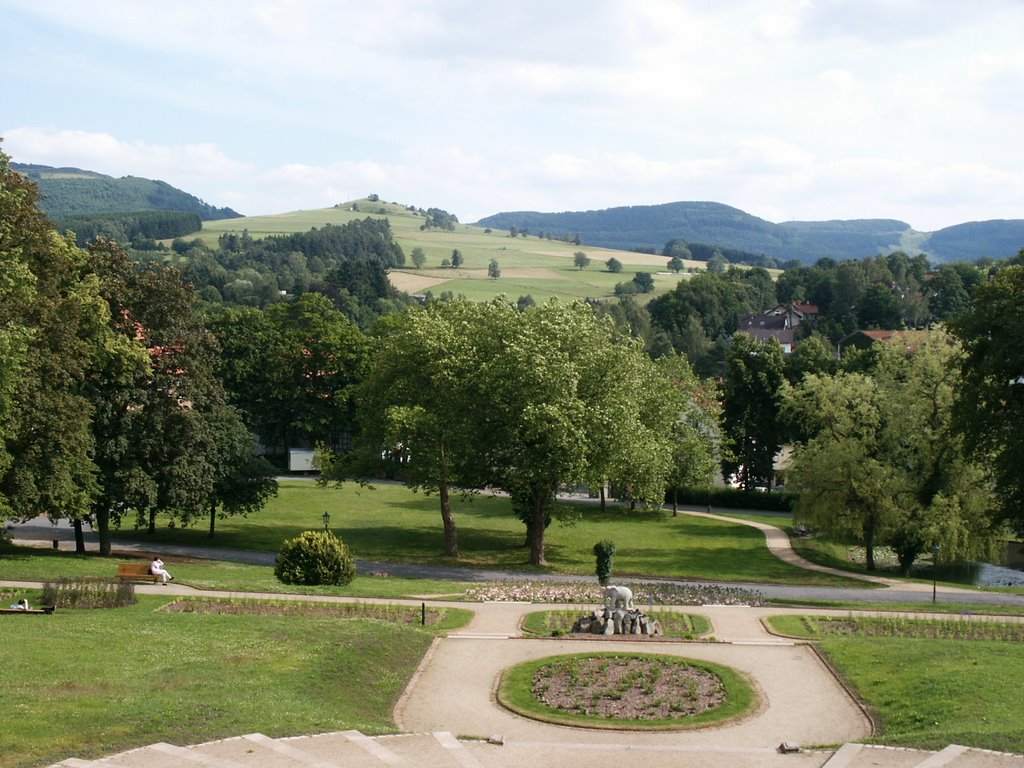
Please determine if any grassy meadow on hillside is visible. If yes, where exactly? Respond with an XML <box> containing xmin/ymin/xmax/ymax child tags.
<box><xmin>195</xmin><ymin>199</ymin><xmax>714</xmax><ymax>303</ymax></box>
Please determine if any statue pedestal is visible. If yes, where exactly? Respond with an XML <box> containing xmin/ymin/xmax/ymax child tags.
<box><xmin>571</xmin><ymin>607</ymin><xmax>662</xmax><ymax>637</ymax></box>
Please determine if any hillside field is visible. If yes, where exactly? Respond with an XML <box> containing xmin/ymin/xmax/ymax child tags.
<box><xmin>195</xmin><ymin>199</ymin><xmax>716</xmax><ymax>303</ymax></box>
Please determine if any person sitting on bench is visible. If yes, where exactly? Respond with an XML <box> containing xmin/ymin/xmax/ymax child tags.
<box><xmin>10</xmin><ymin>598</ymin><xmax>29</xmax><ymax>610</ymax></box>
<box><xmin>149</xmin><ymin>557</ymin><xmax>173</xmax><ymax>584</ymax></box>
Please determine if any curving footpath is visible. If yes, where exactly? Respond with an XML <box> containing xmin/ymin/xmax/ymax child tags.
<box><xmin>5</xmin><ymin>510</ymin><xmax>1024</xmax><ymax>767</ymax></box>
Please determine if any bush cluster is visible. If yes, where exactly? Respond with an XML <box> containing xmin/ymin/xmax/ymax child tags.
<box><xmin>274</xmin><ymin>530</ymin><xmax>356</xmax><ymax>586</ymax></box>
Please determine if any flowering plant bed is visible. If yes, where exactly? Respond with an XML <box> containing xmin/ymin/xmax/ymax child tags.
<box><xmin>497</xmin><ymin>652</ymin><xmax>757</xmax><ymax>730</ymax></box>
<box><xmin>464</xmin><ymin>580</ymin><xmax>762</xmax><ymax>606</ymax></box>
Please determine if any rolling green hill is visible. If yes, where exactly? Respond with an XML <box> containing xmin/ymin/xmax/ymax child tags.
<box><xmin>13</xmin><ymin>162</ymin><xmax>241</xmax><ymax>220</ymax></box>
<box><xmin>197</xmin><ymin>200</ymin><xmax>711</xmax><ymax>304</ymax></box>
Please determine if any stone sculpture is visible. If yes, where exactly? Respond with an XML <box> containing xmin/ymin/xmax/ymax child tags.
<box><xmin>602</xmin><ymin>584</ymin><xmax>634</xmax><ymax>611</ymax></box>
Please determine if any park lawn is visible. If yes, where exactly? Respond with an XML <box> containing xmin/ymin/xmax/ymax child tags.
<box><xmin>111</xmin><ymin>481</ymin><xmax>866</xmax><ymax>588</ymax></box>
<box><xmin>824</xmin><ymin>637</ymin><xmax>1024</xmax><ymax>753</ymax></box>
<box><xmin>0</xmin><ymin>595</ymin><xmax>441</xmax><ymax>768</ymax></box>
<box><xmin>0</xmin><ymin>547</ymin><xmax>473</xmax><ymax>599</ymax></box>
<box><xmin>763</xmin><ymin>615</ymin><xmax>1024</xmax><ymax>752</ymax></box>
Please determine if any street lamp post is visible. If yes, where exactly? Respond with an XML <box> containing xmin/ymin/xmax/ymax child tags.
<box><xmin>931</xmin><ymin>544</ymin><xmax>940</xmax><ymax>603</ymax></box>
<box><xmin>322</xmin><ymin>511</ymin><xmax>331</xmax><ymax>532</ymax></box>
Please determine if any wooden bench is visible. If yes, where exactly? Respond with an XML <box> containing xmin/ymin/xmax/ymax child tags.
<box><xmin>116</xmin><ymin>563</ymin><xmax>161</xmax><ymax>583</ymax></box>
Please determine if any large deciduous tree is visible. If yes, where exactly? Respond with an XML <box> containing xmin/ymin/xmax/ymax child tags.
<box><xmin>657</xmin><ymin>353</ymin><xmax>721</xmax><ymax>515</ymax></box>
<box><xmin>783</xmin><ymin>333</ymin><xmax>999</xmax><ymax>572</ymax></box>
<box><xmin>720</xmin><ymin>333</ymin><xmax>786</xmax><ymax>491</ymax></box>
<box><xmin>323</xmin><ymin>300</ymin><xmax>489</xmax><ymax>557</ymax></box>
<box><xmin>468</xmin><ymin>301</ymin><xmax>680</xmax><ymax>566</ymax></box>
<box><xmin>85</xmin><ymin>239</ymin><xmax>270</xmax><ymax>554</ymax></box>
<box><xmin>950</xmin><ymin>263</ymin><xmax>1024</xmax><ymax>532</ymax></box>
<box><xmin>209</xmin><ymin>294</ymin><xmax>369</xmax><ymax>454</ymax></box>
<box><xmin>0</xmin><ymin>147</ymin><xmax>144</xmax><ymax>549</ymax></box>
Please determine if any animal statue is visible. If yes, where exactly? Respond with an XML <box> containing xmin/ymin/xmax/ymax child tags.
<box><xmin>602</xmin><ymin>584</ymin><xmax>634</xmax><ymax>611</ymax></box>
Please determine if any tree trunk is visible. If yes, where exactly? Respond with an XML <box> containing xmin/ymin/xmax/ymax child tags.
<box><xmin>439</xmin><ymin>478</ymin><xmax>458</xmax><ymax>557</ymax></box>
<box><xmin>600</xmin><ymin>485</ymin><xmax>606</xmax><ymax>513</ymax></box>
<box><xmin>209</xmin><ymin>501</ymin><xmax>217</xmax><ymax>538</ymax></box>
<box><xmin>528</xmin><ymin>493</ymin><xmax>548</xmax><ymax>566</ymax></box>
<box><xmin>864</xmin><ymin>517</ymin><xmax>876</xmax><ymax>571</ymax></box>
<box><xmin>96</xmin><ymin>508</ymin><xmax>111</xmax><ymax>557</ymax></box>
<box><xmin>148</xmin><ymin>508</ymin><xmax>156</xmax><ymax>535</ymax></box>
<box><xmin>72</xmin><ymin>518</ymin><xmax>86</xmax><ymax>553</ymax></box>
<box><xmin>672</xmin><ymin>487</ymin><xmax>678</xmax><ymax>517</ymax></box>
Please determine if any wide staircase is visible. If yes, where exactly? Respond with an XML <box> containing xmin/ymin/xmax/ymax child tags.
<box><xmin>49</xmin><ymin>732</ymin><xmax>1024</xmax><ymax>768</ymax></box>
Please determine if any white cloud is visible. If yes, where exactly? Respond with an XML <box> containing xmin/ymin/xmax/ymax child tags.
<box><xmin>3</xmin><ymin>1</ymin><xmax>1023</xmax><ymax>232</ymax></box>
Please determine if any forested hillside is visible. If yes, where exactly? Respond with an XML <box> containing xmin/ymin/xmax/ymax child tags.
<box><xmin>477</xmin><ymin>202</ymin><xmax>1023</xmax><ymax>264</ymax></box>
<box><xmin>12</xmin><ymin>163</ymin><xmax>241</xmax><ymax>220</ymax></box>
<box><xmin>924</xmin><ymin>220</ymin><xmax>1024</xmax><ymax>262</ymax></box>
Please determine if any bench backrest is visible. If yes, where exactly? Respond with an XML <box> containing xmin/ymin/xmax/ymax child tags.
<box><xmin>117</xmin><ymin>563</ymin><xmax>152</xmax><ymax>575</ymax></box>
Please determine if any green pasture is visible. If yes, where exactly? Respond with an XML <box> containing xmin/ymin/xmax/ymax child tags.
<box><xmin>195</xmin><ymin>200</ymin><xmax>704</xmax><ymax>303</ymax></box>
<box><xmin>0</xmin><ymin>594</ymin><xmax>453</xmax><ymax>768</ymax></box>
<box><xmin>106</xmin><ymin>481</ymin><xmax>867</xmax><ymax>588</ymax></box>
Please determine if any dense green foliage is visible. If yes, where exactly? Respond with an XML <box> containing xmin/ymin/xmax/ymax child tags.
<box><xmin>0</xmin><ymin>148</ymin><xmax>275</xmax><ymax>555</ymax></box>
<box><xmin>179</xmin><ymin>218</ymin><xmax>417</xmax><ymax>325</ymax></box>
<box><xmin>950</xmin><ymin>262</ymin><xmax>1024</xmax><ymax>533</ymax></box>
<box><xmin>208</xmin><ymin>294</ymin><xmax>370</xmax><ymax>455</ymax></box>
<box><xmin>783</xmin><ymin>333</ymin><xmax>1000</xmax><ymax>572</ymax></box>
<box><xmin>55</xmin><ymin>210</ymin><xmax>202</xmax><ymax>247</ymax></box>
<box><xmin>13</xmin><ymin>162</ymin><xmax>240</xmax><ymax>219</ymax></box>
<box><xmin>274</xmin><ymin>530</ymin><xmax>356</xmax><ymax>585</ymax></box>
<box><xmin>323</xmin><ymin>300</ymin><xmax>717</xmax><ymax>566</ymax></box>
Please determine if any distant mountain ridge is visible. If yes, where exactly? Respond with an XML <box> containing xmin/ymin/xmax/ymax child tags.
<box><xmin>13</xmin><ymin>162</ymin><xmax>241</xmax><ymax>221</ymax></box>
<box><xmin>475</xmin><ymin>201</ymin><xmax>1024</xmax><ymax>264</ymax></box>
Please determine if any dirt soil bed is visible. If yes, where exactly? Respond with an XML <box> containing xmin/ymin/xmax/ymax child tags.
<box><xmin>533</xmin><ymin>656</ymin><xmax>725</xmax><ymax>720</ymax></box>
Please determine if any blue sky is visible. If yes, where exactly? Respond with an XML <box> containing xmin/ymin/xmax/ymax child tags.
<box><xmin>3</xmin><ymin>1</ymin><xmax>1022</xmax><ymax>231</ymax></box>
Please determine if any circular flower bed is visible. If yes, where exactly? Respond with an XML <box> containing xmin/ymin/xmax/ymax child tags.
<box><xmin>498</xmin><ymin>652</ymin><xmax>758</xmax><ymax>730</ymax></box>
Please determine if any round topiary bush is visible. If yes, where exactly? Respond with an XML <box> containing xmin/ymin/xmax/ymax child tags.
<box><xmin>274</xmin><ymin>531</ymin><xmax>356</xmax><ymax>586</ymax></box>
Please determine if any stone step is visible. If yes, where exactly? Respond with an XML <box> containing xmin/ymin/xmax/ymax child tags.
<box><xmin>943</xmin><ymin>747</ymin><xmax>1024</xmax><ymax>768</ymax></box>
<box><xmin>46</xmin><ymin>737</ymin><xmax>1024</xmax><ymax>768</ymax></box>
<box><xmin>190</xmin><ymin>733</ymin><xmax>334</xmax><ymax>768</ymax></box>
<box><xmin>820</xmin><ymin>743</ymin><xmax>1024</xmax><ymax>768</ymax></box>
<box><xmin>97</xmin><ymin>741</ymin><xmax>245</xmax><ymax>767</ymax></box>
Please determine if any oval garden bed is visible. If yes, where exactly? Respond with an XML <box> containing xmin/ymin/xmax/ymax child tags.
<box><xmin>497</xmin><ymin>652</ymin><xmax>758</xmax><ymax>730</ymax></box>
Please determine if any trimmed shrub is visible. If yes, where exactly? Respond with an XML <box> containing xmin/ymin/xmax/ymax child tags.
<box><xmin>593</xmin><ymin>540</ymin><xmax>616</xmax><ymax>586</ymax></box>
<box><xmin>274</xmin><ymin>530</ymin><xmax>356</xmax><ymax>586</ymax></box>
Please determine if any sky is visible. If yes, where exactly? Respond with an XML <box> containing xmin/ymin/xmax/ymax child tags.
<box><xmin>2</xmin><ymin>0</ymin><xmax>1023</xmax><ymax>232</ymax></box>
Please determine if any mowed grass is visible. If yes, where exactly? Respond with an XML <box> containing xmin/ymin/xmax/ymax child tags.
<box><xmin>0</xmin><ymin>595</ymin><xmax>442</xmax><ymax>768</ymax></box>
<box><xmin>109</xmin><ymin>481</ymin><xmax>866</xmax><ymax>588</ymax></box>
<box><xmin>826</xmin><ymin>637</ymin><xmax>1024</xmax><ymax>753</ymax></box>
<box><xmin>764</xmin><ymin>615</ymin><xmax>1024</xmax><ymax>753</ymax></box>
<box><xmin>0</xmin><ymin>546</ymin><xmax>474</xmax><ymax>598</ymax></box>
<box><xmin>196</xmin><ymin>200</ymin><xmax>706</xmax><ymax>303</ymax></box>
